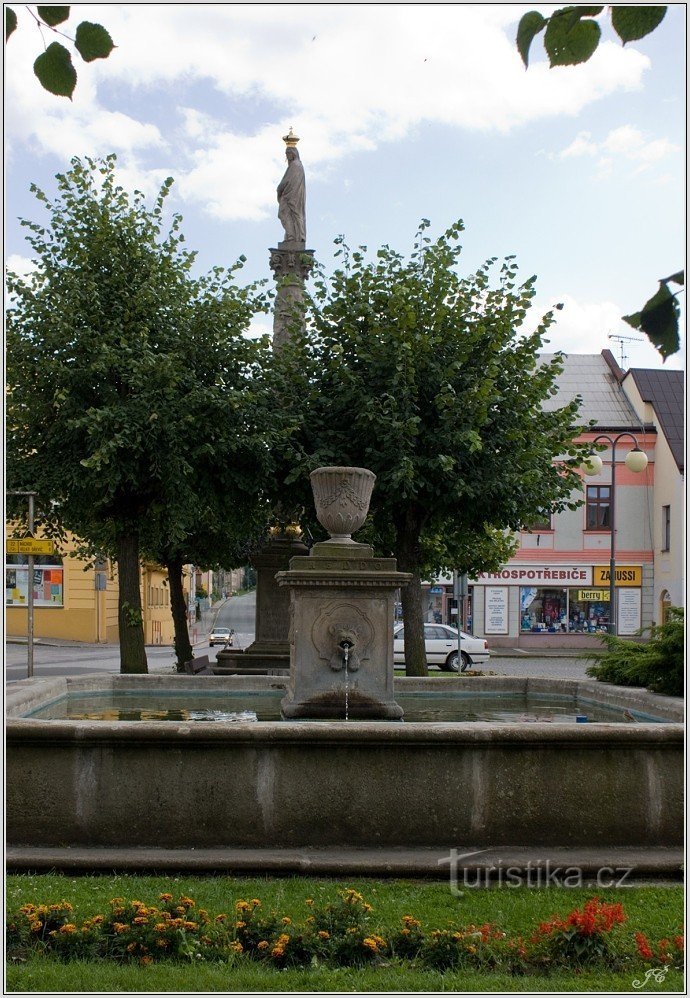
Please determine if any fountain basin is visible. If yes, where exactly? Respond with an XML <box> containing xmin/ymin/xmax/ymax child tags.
<box><xmin>6</xmin><ymin>674</ymin><xmax>682</xmax><ymax>860</ymax></box>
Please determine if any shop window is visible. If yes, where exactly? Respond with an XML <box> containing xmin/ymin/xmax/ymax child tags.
<box><xmin>568</xmin><ymin>590</ymin><xmax>610</xmax><ymax>634</ymax></box>
<box><xmin>520</xmin><ymin>587</ymin><xmax>568</xmax><ymax>633</ymax></box>
<box><xmin>661</xmin><ymin>505</ymin><xmax>671</xmax><ymax>551</ymax></box>
<box><xmin>586</xmin><ymin>485</ymin><xmax>610</xmax><ymax>529</ymax></box>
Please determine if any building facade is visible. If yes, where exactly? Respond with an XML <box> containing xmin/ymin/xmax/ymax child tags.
<box><xmin>436</xmin><ymin>351</ymin><xmax>683</xmax><ymax>648</ymax></box>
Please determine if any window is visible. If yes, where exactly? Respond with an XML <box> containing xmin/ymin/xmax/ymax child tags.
<box><xmin>524</xmin><ymin>508</ymin><xmax>552</xmax><ymax>531</ymax></box>
<box><xmin>586</xmin><ymin>485</ymin><xmax>611</xmax><ymax>529</ymax></box>
<box><xmin>662</xmin><ymin>505</ymin><xmax>671</xmax><ymax>551</ymax></box>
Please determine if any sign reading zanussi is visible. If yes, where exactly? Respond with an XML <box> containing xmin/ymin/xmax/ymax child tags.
<box><xmin>475</xmin><ymin>566</ymin><xmax>592</xmax><ymax>585</ymax></box>
<box><xmin>593</xmin><ymin>566</ymin><xmax>642</xmax><ymax>587</ymax></box>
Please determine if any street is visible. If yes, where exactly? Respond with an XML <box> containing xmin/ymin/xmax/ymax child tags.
<box><xmin>6</xmin><ymin>590</ymin><xmax>592</xmax><ymax>683</ymax></box>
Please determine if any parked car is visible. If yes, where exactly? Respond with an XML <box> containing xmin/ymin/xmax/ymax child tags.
<box><xmin>393</xmin><ymin>623</ymin><xmax>489</xmax><ymax>672</ymax></box>
<box><xmin>209</xmin><ymin>626</ymin><xmax>234</xmax><ymax>648</ymax></box>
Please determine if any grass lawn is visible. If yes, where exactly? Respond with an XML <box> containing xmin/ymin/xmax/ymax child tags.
<box><xmin>6</xmin><ymin>874</ymin><xmax>684</xmax><ymax>993</ymax></box>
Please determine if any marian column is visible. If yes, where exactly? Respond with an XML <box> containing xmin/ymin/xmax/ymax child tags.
<box><xmin>269</xmin><ymin>128</ymin><xmax>315</xmax><ymax>348</ymax></box>
<box><xmin>214</xmin><ymin>130</ymin><xmax>312</xmax><ymax>675</ymax></box>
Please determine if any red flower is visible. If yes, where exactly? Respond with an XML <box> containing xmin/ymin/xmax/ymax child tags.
<box><xmin>635</xmin><ymin>932</ymin><xmax>654</xmax><ymax>960</ymax></box>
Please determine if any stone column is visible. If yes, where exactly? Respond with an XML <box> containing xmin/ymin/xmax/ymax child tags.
<box><xmin>269</xmin><ymin>246</ymin><xmax>315</xmax><ymax>349</ymax></box>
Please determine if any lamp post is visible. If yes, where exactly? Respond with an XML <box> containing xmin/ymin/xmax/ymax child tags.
<box><xmin>582</xmin><ymin>433</ymin><xmax>648</xmax><ymax>635</ymax></box>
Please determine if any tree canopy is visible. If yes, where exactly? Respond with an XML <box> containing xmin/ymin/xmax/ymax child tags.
<box><xmin>268</xmin><ymin>221</ymin><xmax>591</xmax><ymax>674</ymax></box>
<box><xmin>6</xmin><ymin>154</ymin><xmax>270</xmax><ymax>672</ymax></box>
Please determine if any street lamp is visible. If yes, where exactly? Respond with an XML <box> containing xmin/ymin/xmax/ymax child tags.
<box><xmin>582</xmin><ymin>433</ymin><xmax>648</xmax><ymax>635</ymax></box>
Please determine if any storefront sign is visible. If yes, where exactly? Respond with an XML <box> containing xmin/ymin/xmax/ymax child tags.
<box><xmin>577</xmin><ymin>589</ymin><xmax>610</xmax><ymax>602</ymax></box>
<box><xmin>484</xmin><ymin>586</ymin><xmax>509</xmax><ymax>634</ymax></box>
<box><xmin>617</xmin><ymin>589</ymin><xmax>642</xmax><ymax>635</ymax></box>
<box><xmin>593</xmin><ymin>566</ymin><xmax>642</xmax><ymax>587</ymax></box>
<box><xmin>475</xmin><ymin>566</ymin><xmax>592</xmax><ymax>585</ymax></box>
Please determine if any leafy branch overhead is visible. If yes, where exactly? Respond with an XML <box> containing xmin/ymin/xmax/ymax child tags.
<box><xmin>5</xmin><ymin>6</ymin><xmax>115</xmax><ymax>99</ymax></box>
<box><xmin>623</xmin><ymin>271</ymin><xmax>684</xmax><ymax>360</ymax></box>
<box><xmin>517</xmin><ymin>6</ymin><xmax>667</xmax><ymax>68</ymax></box>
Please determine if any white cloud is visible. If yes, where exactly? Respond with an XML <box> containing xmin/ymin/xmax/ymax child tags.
<box><xmin>4</xmin><ymin>4</ymin><xmax>656</xmax><ymax>221</ymax></box>
<box><xmin>6</xmin><ymin>254</ymin><xmax>37</xmax><ymax>278</ymax></box>
<box><xmin>557</xmin><ymin>124</ymin><xmax>679</xmax><ymax>177</ymax></box>
<box><xmin>531</xmin><ymin>294</ymin><xmax>684</xmax><ymax>370</ymax></box>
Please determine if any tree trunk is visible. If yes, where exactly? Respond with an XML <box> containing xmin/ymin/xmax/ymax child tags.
<box><xmin>395</xmin><ymin>508</ymin><xmax>428</xmax><ymax>677</ymax></box>
<box><xmin>116</xmin><ymin>528</ymin><xmax>148</xmax><ymax>674</ymax></box>
<box><xmin>168</xmin><ymin>557</ymin><xmax>193</xmax><ymax>672</ymax></box>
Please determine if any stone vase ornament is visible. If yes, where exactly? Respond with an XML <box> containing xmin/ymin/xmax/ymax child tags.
<box><xmin>310</xmin><ymin>467</ymin><xmax>376</xmax><ymax>543</ymax></box>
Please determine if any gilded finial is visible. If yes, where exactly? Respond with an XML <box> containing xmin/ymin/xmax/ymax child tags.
<box><xmin>283</xmin><ymin>127</ymin><xmax>299</xmax><ymax>148</ymax></box>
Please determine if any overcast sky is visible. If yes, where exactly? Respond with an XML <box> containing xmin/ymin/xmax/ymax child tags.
<box><xmin>5</xmin><ymin>3</ymin><xmax>685</xmax><ymax>369</ymax></box>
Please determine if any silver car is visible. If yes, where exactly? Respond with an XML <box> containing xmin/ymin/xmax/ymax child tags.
<box><xmin>393</xmin><ymin>623</ymin><xmax>489</xmax><ymax>672</ymax></box>
<box><xmin>209</xmin><ymin>626</ymin><xmax>234</xmax><ymax>648</ymax></box>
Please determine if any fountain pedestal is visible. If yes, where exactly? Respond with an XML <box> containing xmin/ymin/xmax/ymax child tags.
<box><xmin>277</xmin><ymin>539</ymin><xmax>411</xmax><ymax>720</ymax></box>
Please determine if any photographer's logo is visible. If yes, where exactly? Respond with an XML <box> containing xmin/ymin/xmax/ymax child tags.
<box><xmin>632</xmin><ymin>967</ymin><xmax>669</xmax><ymax>989</ymax></box>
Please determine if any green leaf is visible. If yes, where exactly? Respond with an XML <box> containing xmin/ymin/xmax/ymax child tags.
<box><xmin>5</xmin><ymin>6</ymin><xmax>17</xmax><ymax>40</ymax></box>
<box><xmin>611</xmin><ymin>6</ymin><xmax>667</xmax><ymax>43</ymax></box>
<box><xmin>663</xmin><ymin>270</ymin><xmax>684</xmax><ymax>286</ymax></box>
<box><xmin>33</xmin><ymin>41</ymin><xmax>76</xmax><ymax>98</ymax></box>
<box><xmin>74</xmin><ymin>21</ymin><xmax>115</xmax><ymax>62</ymax></box>
<box><xmin>544</xmin><ymin>10</ymin><xmax>601</xmax><ymax>66</ymax></box>
<box><xmin>623</xmin><ymin>282</ymin><xmax>680</xmax><ymax>359</ymax></box>
<box><xmin>517</xmin><ymin>11</ymin><xmax>547</xmax><ymax>67</ymax></box>
<box><xmin>37</xmin><ymin>6</ymin><xmax>70</xmax><ymax>27</ymax></box>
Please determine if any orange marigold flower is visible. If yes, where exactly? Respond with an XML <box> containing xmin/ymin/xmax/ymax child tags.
<box><xmin>126</xmin><ymin>942</ymin><xmax>137</xmax><ymax>953</ymax></box>
<box><xmin>236</xmin><ymin>920</ymin><xmax>246</xmax><ymax>929</ymax></box>
<box><xmin>158</xmin><ymin>893</ymin><xmax>173</xmax><ymax>902</ymax></box>
<box><xmin>230</xmin><ymin>940</ymin><xmax>243</xmax><ymax>953</ymax></box>
<box><xmin>282</xmin><ymin>916</ymin><xmax>292</xmax><ymax>925</ymax></box>
<box><xmin>250</xmin><ymin>899</ymin><xmax>261</xmax><ymax>907</ymax></box>
<box><xmin>29</xmin><ymin>921</ymin><xmax>43</xmax><ymax>933</ymax></box>
<box><xmin>271</xmin><ymin>946</ymin><xmax>285</xmax><ymax>958</ymax></box>
<box><xmin>154</xmin><ymin>923</ymin><xmax>168</xmax><ymax>933</ymax></box>
<box><xmin>180</xmin><ymin>896</ymin><xmax>195</xmax><ymax>908</ymax></box>
<box><xmin>257</xmin><ymin>940</ymin><xmax>269</xmax><ymax>950</ymax></box>
<box><xmin>318</xmin><ymin>930</ymin><xmax>330</xmax><ymax>940</ymax></box>
<box><xmin>175</xmin><ymin>906</ymin><xmax>186</xmax><ymax>915</ymax></box>
<box><xmin>139</xmin><ymin>955</ymin><xmax>153</xmax><ymax>966</ymax></box>
<box><xmin>215</xmin><ymin>914</ymin><xmax>227</xmax><ymax>923</ymax></box>
<box><xmin>132</xmin><ymin>916</ymin><xmax>148</xmax><ymax>925</ymax></box>
<box><xmin>235</xmin><ymin>900</ymin><xmax>251</xmax><ymax>912</ymax></box>
<box><xmin>305</xmin><ymin>898</ymin><xmax>314</xmax><ymax>906</ymax></box>
<box><xmin>113</xmin><ymin>922</ymin><xmax>129</xmax><ymax>935</ymax></box>
<box><xmin>19</xmin><ymin>904</ymin><xmax>36</xmax><ymax>914</ymax></box>
<box><xmin>156</xmin><ymin>939</ymin><xmax>168</xmax><ymax>948</ymax></box>
<box><xmin>673</xmin><ymin>935</ymin><xmax>684</xmax><ymax>951</ymax></box>
<box><xmin>92</xmin><ymin>915</ymin><xmax>104</xmax><ymax>925</ymax></box>
<box><xmin>59</xmin><ymin>923</ymin><xmax>77</xmax><ymax>934</ymax></box>
<box><xmin>183</xmin><ymin>921</ymin><xmax>198</xmax><ymax>931</ymax></box>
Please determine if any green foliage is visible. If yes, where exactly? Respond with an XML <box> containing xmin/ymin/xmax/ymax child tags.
<box><xmin>6</xmin><ymin>154</ymin><xmax>269</xmax><ymax>671</ymax></box>
<box><xmin>585</xmin><ymin>607</ymin><xmax>684</xmax><ymax>697</ymax></box>
<box><xmin>6</xmin><ymin>5</ymin><xmax>114</xmax><ymax>99</ymax></box>
<box><xmin>517</xmin><ymin>5</ymin><xmax>666</xmax><ymax>67</ymax></box>
<box><xmin>6</xmin><ymin>889</ymin><xmax>684</xmax><ymax>976</ymax></box>
<box><xmin>267</xmin><ymin>221</ymin><xmax>589</xmax><ymax>673</ymax></box>
<box><xmin>623</xmin><ymin>271</ymin><xmax>684</xmax><ymax>359</ymax></box>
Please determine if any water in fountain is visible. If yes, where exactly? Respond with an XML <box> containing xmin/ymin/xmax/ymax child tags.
<box><xmin>343</xmin><ymin>641</ymin><xmax>350</xmax><ymax>721</ymax></box>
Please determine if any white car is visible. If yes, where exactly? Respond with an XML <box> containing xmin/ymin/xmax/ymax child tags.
<box><xmin>209</xmin><ymin>627</ymin><xmax>234</xmax><ymax>648</ymax></box>
<box><xmin>393</xmin><ymin>623</ymin><xmax>489</xmax><ymax>672</ymax></box>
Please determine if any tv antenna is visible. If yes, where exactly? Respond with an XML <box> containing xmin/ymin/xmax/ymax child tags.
<box><xmin>608</xmin><ymin>333</ymin><xmax>644</xmax><ymax>368</ymax></box>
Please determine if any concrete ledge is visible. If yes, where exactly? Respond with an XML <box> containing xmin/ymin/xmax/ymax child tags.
<box><xmin>6</xmin><ymin>846</ymin><xmax>684</xmax><ymax>879</ymax></box>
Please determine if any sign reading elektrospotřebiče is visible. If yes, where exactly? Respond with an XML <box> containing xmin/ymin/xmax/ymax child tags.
<box><xmin>474</xmin><ymin>566</ymin><xmax>592</xmax><ymax>586</ymax></box>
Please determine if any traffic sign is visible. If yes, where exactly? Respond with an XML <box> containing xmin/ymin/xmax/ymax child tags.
<box><xmin>6</xmin><ymin>537</ymin><xmax>55</xmax><ymax>555</ymax></box>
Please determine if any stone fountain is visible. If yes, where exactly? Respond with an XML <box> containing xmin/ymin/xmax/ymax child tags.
<box><xmin>278</xmin><ymin>467</ymin><xmax>411</xmax><ymax>719</ymax></box>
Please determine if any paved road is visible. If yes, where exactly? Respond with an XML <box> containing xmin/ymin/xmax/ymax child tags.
<box><xmin>7</xmin><ymin>590</ymin><xmax>593</xmax><ymax>682</ymax></box>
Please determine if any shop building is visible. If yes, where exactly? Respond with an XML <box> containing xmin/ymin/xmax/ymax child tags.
<box><xmin>470</xmin><ymin>351</ymin><xmax>662</xmax><ymax>648</ymax></box>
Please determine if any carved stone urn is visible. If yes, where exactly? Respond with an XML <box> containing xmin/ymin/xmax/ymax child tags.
<box><xmin>310</xmin><ymin>467</ymin><xmax>376</xmax><ymax>543</ymax></box>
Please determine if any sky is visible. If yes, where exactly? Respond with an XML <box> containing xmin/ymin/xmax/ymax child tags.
<box><xmin>4</xmin><ymin>3</ymin><xmax>686</xmax><ymax>370</ymax></box>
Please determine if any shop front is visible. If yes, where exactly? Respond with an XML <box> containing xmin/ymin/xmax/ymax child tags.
<box><xmin>472</xmin><ymin>565</ymin><xmax>645</xmax><ymax>647</ymax></box>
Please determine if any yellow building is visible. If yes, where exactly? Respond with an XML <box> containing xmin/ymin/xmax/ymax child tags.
<box><xmin>5</xmin><ymin>531</ymin><xmax>188</xmax><ymax>646</ymax></box>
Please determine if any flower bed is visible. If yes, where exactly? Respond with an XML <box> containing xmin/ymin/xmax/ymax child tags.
<box><xmin>6</xmin><ymin>889</ymin><xmax>683</xmax><ymax>974</ymax></box>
